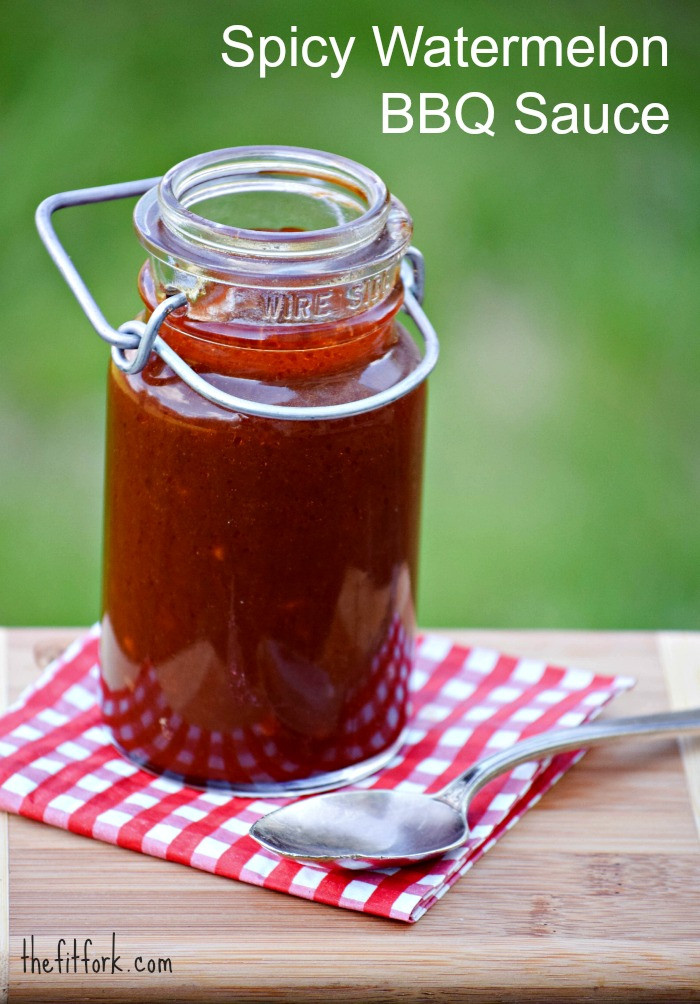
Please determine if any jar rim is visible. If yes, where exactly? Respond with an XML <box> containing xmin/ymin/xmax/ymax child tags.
<box><xmin>155</xmin><ymin>146</ymin><xmax>392</xmax><ymax>261</ymax></box>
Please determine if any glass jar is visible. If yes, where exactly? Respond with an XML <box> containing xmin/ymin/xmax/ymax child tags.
<box><xmin>37</xmin><ymin>146</ymin><xmax>438</xmax><ymax>794</ymax></box>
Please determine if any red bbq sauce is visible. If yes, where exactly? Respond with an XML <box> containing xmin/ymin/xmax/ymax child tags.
<box><xmin>100</xmin><ymin>263</ymin><xmax>425</xmax><ymax>788</ymax></box>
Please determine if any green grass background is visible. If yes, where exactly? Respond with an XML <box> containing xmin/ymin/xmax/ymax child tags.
<box><xmin>1</xmin><ymin>0</ymin><xmax>698</xmax><ymax>628</ymax></box>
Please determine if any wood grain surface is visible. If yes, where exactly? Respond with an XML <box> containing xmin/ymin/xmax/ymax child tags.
<box><xmin>659</xmin><ymin>633</ymin><xmax>700</xmax><ymax>842</ymax></box>
<box><xmin>1</xmin><ymin>628</ymin><xmax>700</xmax><ymax>1002</ymax></box>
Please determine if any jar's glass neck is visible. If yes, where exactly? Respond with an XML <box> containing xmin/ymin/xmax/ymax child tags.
<box><xmin>138</xmin><ymin>263</ymin><xmax>404</xmax><ymax>381</ymax></box>
<box><xmin>133</xmin><ymin>146</ymin><xmax>412</xmax><ymax>326</ymax></box>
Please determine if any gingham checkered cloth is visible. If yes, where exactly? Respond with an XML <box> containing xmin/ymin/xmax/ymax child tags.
<box><xmin>0</xmin><ymin>627</ymin><xmax>633</xmax><ymax>923</ymax></box>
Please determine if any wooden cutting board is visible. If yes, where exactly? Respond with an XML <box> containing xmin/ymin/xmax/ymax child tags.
<box><xmin>1</xmin><ymin>627</ymin><xmax>699</xmax><ymax>1002</ymax></box>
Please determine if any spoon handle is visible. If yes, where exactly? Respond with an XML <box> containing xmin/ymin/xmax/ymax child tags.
<box><xmin>438</xmin><ymin>706</ymin><xmax>700</xmax><ymax>810</ymax></box>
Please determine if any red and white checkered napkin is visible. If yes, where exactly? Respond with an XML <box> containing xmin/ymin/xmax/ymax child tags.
<box><xmin>0</xmin><ymin>628</ymin><xmax>633</xmax><ymax>923</ymax></box>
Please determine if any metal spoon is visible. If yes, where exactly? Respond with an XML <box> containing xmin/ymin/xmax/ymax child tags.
<box><xmin>250</xmin><ymin>707</ymin><xmax>700</xmax><ymax>869</ymax></box>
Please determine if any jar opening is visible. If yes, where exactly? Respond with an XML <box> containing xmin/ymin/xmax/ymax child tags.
<box><xmin>157</xmin><ymin>147</ymin><xmax>391</xmax><ymax>260</ymax></box>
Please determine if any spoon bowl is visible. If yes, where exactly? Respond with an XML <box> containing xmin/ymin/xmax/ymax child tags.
<box><xmin>251</xmin><ymin>789</ymin><xmax>467</xmax><ymax>869</ymax></box>
<box><xmin>250</xmin><ymin>707</ymin><xmax>700</xmax><ymax>869</ymax></box>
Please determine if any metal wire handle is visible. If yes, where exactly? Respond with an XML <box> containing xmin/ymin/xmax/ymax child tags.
<box><xmin>36</xmin><ymin>179</ymin><xmax>439</xmax><ymax>421</ymax></box>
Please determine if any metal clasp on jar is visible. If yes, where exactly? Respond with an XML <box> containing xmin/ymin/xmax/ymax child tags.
<box><xmin>36</xmin><ymin>178</ymin><xmax>438</xmax><ymax>421</ymax></box>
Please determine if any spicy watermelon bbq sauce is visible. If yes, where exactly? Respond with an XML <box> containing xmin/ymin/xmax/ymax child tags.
<box><xmin>100</xmin><ymin>262</ymin><xmax>426</xmax><ymax>790</ymax></box>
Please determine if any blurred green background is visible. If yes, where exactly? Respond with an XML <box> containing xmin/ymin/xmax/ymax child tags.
<box><xmin>1</xmin><ymin>0</ymin><xmax>698</xmax><ymax>628</ymax></box>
